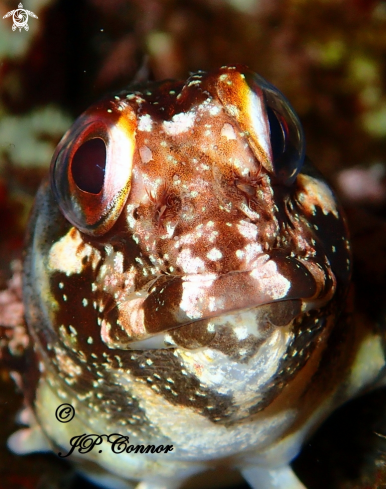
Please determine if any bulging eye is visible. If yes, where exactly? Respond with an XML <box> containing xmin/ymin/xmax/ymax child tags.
<box><xmin>216</xmin><ymin>68</ymin><xmax>305</xmax><ymax>185</ymax></box>
<box><xmin>256</xmin><ymin>75</ymin><xmax>305</xmax><ymax>185</ymax></box>
<box><xmin>71</xmin><ymin>138</ymin><xmax>106</xmax><ymax>194</ymax></box>
<box><xmin>51</xmin><ymin>107</ymin><xmax>136</xmax><ymax>236</ymax></box>
<box><xmin>266</xmin><ymin>106</ymin><xmax>287</xmax><ymax>162</ymax></box>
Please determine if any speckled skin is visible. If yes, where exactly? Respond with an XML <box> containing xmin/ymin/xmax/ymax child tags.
<box><xmin>13</xmin><ymin>66</ymin><xmax>386</xmax><ymax>489</ymax></box>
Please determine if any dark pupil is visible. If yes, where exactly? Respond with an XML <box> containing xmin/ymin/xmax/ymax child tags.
<box><xmin>267</xmin><ymin>106</ymin><xmax>286</xmax><ymax>161</ymax></box>
<box><xmin>71</xmin><ymin>138</ymin><xmax>106</xmax><ymax>194</ymax></box>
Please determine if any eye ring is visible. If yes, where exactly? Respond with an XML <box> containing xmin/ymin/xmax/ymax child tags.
<box><xmin>51</xmin><ymin>108</ymin><xmax>136</xmax><ymax>236</ymax></box>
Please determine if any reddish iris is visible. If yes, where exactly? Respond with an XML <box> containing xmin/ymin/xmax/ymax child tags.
<box><xmin>71</xmin><ymin>138</ymin><xmax>106</xmax><ymax>194</ymax></box>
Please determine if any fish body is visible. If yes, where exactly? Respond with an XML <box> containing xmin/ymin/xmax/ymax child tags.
<box><xmin>13</xmin><ymin>66</ymin><xmax>385</xmax><ymax>489</ymax></box>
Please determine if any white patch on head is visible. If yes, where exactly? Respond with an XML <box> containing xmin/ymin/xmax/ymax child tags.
<box><xmin>176</xmin><ymin>248</ymin><xmax>207</xmax><ymax>274</ymax></box>
<box><xmin>179</xmin><ymin>275</ymin><xmax>217</xmax><ymax>319</ymax></box>
<box><xmin>209</xmin><ymin>105</ymin><xmax>221</xmax><ymax>116</ymax></box>
<box><xmin>237</xmin><ymin>221</ymin><xmax>258</xmax><ymax>240</ymax></box>
<box><xmin>138</xmin><ymin>114</ymin><xmax>153</xmax><ymax>132</ymax></box>
<box><xmin>207</xmin><ymin>248</ymin><xmax>222</xmax><ymax>261</ymax></box>
<box><xmin>48</xmin><ymin>229</ymin><xmax>101</xmax><ymax>275</ymax></box>
<box><xmin>139</xmin><ymin>145</ymin><xmax>153</xmax><ymax>164</ymax></box>
<box><xmin>163</xmin><ymin>112</ymin><xmax>196</xmax><ymax>136</ymax></box>
<box><xmin>221</xmin><ymin>123</ymin><xmax>236</xmax><ymax>140</ymax></box>
<box><xmin>243</xmin><ymin>243</ymin><xmax>263</xmax><ymax>264</ymax></box>
<box><xmin>174</xmin><ymin>220</ymin><xmax>208</xmax><ymax>247</ymax></box>
<box><xmin>250</xmin><ymin>259</ymin><xmax>291</xmax><ymax>300</ymax></box>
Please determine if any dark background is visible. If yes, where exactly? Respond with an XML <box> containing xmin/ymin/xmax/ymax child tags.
<box><xmin>1</xmin><ymin>0</ymin><xmax>386</xmax><ymax>488</ymax></box>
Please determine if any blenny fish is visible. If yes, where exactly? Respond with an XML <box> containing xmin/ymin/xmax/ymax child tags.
<box><xmin>9</xmin><ymin>66</ymin><xmax>386</xmax><ymax>489</ymax></box>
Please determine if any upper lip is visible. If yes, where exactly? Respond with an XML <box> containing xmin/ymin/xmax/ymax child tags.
<box><xmin>141</xmin><ymin>254</ymin><xmax>323</xmax><ymax>337</ymax></box>
<box><xmin>101</xmin><ymin>253</ymin><xmax>336</xmax><ymax>349</ymax></box>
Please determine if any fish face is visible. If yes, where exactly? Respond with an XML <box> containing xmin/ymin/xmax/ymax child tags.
<box><xmin>20</xmin><ymin>66</ymin><xmax>354</xmax><ymax>488</ymax></box>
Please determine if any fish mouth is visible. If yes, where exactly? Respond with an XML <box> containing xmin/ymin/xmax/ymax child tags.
<box><xmin>101</xmin><ymin>253</ymin><xmax>336</xmax><ymax>350</ymax></box>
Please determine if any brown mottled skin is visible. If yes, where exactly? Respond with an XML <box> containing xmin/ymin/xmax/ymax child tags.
<box><xmin>10</xmin><ymin>66</ymin><xmax>385</xmax><ymax>489</ymax></box>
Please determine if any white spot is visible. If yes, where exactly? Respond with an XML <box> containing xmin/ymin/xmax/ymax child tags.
<box><xmin>138</xmin><ymin>114</ymin><xmax>153</xmax><ymax>132</ymax></box>
<box><xmin>87</xmin><ymin>336</ymin><xmax>93</xmax><ymax>344</ymax></box>
<box><xmin>163</xmin><ymin>112</ymin><xmax>196</xmax><ymax>135</ymax></box>
<box><xmin>69</xmin><ymin>325</ymin><xmax>77</xmax><ymax>335</ymax></box>
<box><xmin>234</xmin><ymin>325</ymin><xmax>249</xmax><ymax>340</ymax></box>
<box><xmin>226</xmin><ymin>104</ymin><xmax>239</xmax><ymax>117</ymax></box>
<box><xmin>237</xmin><ymin>221</ymin><xmax>258</xmax><ymax>240</ymax></box>
<box><xmin>179</xmin><ymin>275</ymin><xmax>217</xmax><ymax>319</ymax></box>
<box><xmin>207</xmin><ymin>248</ymin><xmax>222</xmax><ymax>261</ymax></box>
<box><xmin>236</xmin><ymin>249</ymin><xmax>244</xmax><ymax>259</ymax></box>
<box><xmin>82</xmin><ymin>298</ymin><xmax>88</xmax><ymax>307</ymax></box>
<box><xmin>209</xmin><ymin>105</ymin><xmax>221</xmax><ymax>116</ymax></box>
<box><xmin>139</xmin><ymin>146</ymin><xmax>153</xmax><ymax>164</ymax></box>
<box><xmin>221</xmin><ymin>123</ymin><xmax>237</xmax><ymax>140</ymax></box>
<box><xmin>250</xmin><ymin>259</ymin><xmax>291</xmax><ymax>300</ymax></box>
<box><xmin>176</xmin><ymin>248</ymin><xmax>206</xmax><ymax>274</ymax></box>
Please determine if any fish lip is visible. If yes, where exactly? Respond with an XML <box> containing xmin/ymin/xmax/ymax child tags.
<box><xmin>141</xmin><ymin>255</ymin><xmax>322</xmax><ymax>335</ymax></box>
<box><xmin>126</xmin><ymin>297</ymin><xmax>304</xmax><ymax>352</ymax></box>
<box><xmin>101</xmin><ymin>254</ymin><xmax>335</xmax><ymax>350</ymax></box>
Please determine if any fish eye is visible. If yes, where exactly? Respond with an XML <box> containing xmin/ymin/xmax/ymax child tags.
<box><xmin>258</xmin><ymin>77</ymin><xmax>305</xmax><ymax>185</ymax></box>
<box><xmin>71</xmin><ymin>138</ymin><xmax>107</xmax><ymax>195</ymax></box>
<box><xmin>234</xmin><ymin>70</ymin><xmax>305</xmax><ymax>186</ymax></box>
<box><xmin>267</xmin><ymin>106</ymin><xmax>287</xmax><ymax>162</ymax></box>
<box><xmin>50</xmin><ymin>108</ymin><xmax>136</xmax><ymax>236</ymax></box>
